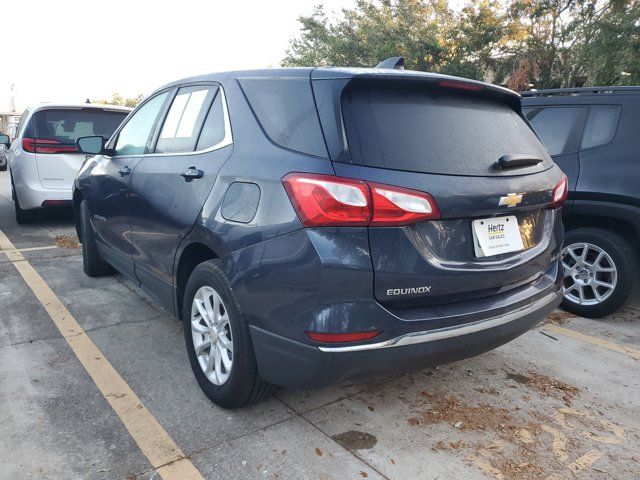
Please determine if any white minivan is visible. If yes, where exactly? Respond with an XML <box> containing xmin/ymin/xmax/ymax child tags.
<box><xmin>6</xmin><ymin>104</ymin><xmax>130</xmax><ymax>223</ymax></box>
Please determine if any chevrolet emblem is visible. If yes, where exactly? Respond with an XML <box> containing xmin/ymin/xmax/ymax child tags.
<box><xmin>499</xmin><ymin>193</ymin><xmax>523</xmax><ymax>207</ymax></box>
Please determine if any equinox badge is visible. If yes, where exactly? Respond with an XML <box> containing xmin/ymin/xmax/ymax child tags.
<box><xmin>498</xmin><ymin>193</ymin><xmax>523</xmax><ymax>208</ymax></box>
<box><xmin>387</xmin><ymin>286</ymin><xmax>432</xmax><ymax>296</ymax></box>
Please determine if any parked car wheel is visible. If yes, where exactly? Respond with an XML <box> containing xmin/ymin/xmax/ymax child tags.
<box><xmin>14</xmin><ymin>197</ymin><xmax>37</xmax><ymax>224</ymax></box>
<box><xmin>561</xmin><ymin>228</ymin><xmax>636</xmax><ymax>318</ymax></box>
<box><xmin>80</xmin><ymin>200</ymin><xmax>113</xmax><ymax>277</ymax></box>
<box><xmin>183</xmin><ymin>260</ymin><xmax>273</xmax><ymax>408</ymax></box>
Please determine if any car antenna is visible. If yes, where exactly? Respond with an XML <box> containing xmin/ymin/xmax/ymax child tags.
<box><xmin>376</xmin><ymin>56</ymin><xmax>405</xmax><ymax>70</ymax></box>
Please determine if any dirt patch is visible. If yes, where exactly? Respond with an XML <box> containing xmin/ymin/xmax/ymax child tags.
<box><xmin>404</xmin><ymin>386</ymin><xmax>626</xmax><ymax>480</ymax></box>
<box><xmin>475</xmin><ymin>387</ymin><xmax>500</xmax><ymax>396</ymax></box>
<box><xmin>55</xmin><ymin>235</ymin><xmax>80</xmax><ymax>249</ymax></box>
<box><xmin>331</xmin><ymin>430</ymin><xmax>377</xmax><ymax>451</ymax></box>
<box><xmin>506</xmin><ymin>371</ymin><xmax>579</xmax><ymax>404</ymax></box>
<box><xmin>407</xmin><ymin>393</ymin><xmax>513</xmax><ymax>432</ymax></box>
<box><xmin>544</xmin><ymin>310</ymin><xmax>574</xmax><ymax>324</ymax></box>
<box><xmin>496</xmin><ymin>458</ymin><xmax>545</xmax><ymax>480</ymax></box>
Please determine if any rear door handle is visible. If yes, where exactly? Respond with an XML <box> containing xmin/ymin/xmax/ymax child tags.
<box><xmin>180</xmin><ymin>167</ymin><xmax>204</xmax><ymax>182</ymax></box>
<box><xmin>118</xmin><ymin>166</ymin><xmax>131</xmax><ymax>177</ymax></box>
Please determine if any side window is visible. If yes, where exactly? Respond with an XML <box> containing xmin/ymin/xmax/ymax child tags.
<box><xmin>114</xmin><ymin>92</ymin><xmax>168</xmax><ymax>156</ymax></box>
<box><xmin>16</xmin><ymin>110</ymin><xmax>29</xmax><ymax>138</ymax></box>
<box><xmin>525</xmin><ymin>107</ymin><xmax>582</xmax><ymax>156</ymax></box>
<box><xmin>581</xmin><ymin>106</ymin><xmax>620</xmax><ymax>150</ymax></box>
<box><xmin>155</xmin><ymin>86</ymin><xmax>216</xmax><ymax>154</ymax></box>
<box><xmin>196</xmin><ymin>89</ymin><xmax>227</xmax><ymax>150</ymax></box>
<box><xmin>238</xmin><ymin>77</ymin><xmax>328</xmax><ymax>157</ymax></box>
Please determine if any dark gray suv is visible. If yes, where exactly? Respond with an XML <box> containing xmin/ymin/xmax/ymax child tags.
<box><xmin>73</xmin><ymin>61</ymin><xmax>565</xmax><ymax>408</ymax></box>
<box><xmin>523</xmin><ymin>87</ymin><xmax>640</xmax><ymax>318</ymax></box>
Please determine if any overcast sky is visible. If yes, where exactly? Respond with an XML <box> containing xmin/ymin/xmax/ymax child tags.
<box><xmin>1</xmin><ymin>0</ymin><xmax>357</xmax><ymax>111</ymax></box>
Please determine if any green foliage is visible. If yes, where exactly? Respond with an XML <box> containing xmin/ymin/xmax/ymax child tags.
<box><xmin>94</xmin><ymin>93</ymin><xmax>144</xmax><ymax>108</ymax></box>
<box><xmin>283</xmin><ymin>0</ymin><xmax>640</xmax><ymax>89</ymax></box>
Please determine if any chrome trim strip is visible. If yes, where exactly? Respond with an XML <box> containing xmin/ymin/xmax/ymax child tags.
<box><xmin>317</xmin><ymin>291</ymin><xmax>560</xmax><ymax>353</ymax></box>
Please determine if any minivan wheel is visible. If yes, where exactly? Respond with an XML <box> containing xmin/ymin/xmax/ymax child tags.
<box><xmin>80</xmin><ymin>200</ymin><xmax>113</xmax><ymax>277</ymax></box>
<box><xmin>182</xmin><ymin>260</ymin><xmax>273</xmax><ymax>408</ymax></box>
<box><xmin>561</xmin><ymin>228</ymin><xmax>636</xmax><ymax>318</ymax></box>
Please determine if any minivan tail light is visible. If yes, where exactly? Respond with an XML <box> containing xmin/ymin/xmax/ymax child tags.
<box><xmin>550</xmin><ymin>175</ymin><xmax>568</xmax><ymax>208</ymax></box>
<box><xmin>22</xmin><ymin>138</ymin><xmax>77</xmax><ymax>154</ymax></box>
<box><xmin>282</xmin><ymin>173</ymin><xmax>440</xmax><ymax>227</ymax></box>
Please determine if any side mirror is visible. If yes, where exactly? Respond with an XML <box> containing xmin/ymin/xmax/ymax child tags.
<box><xmin>0</xmin><ymin>133</ymin><xmax>10</xmax><ymax>147</ymax></box>
<box><xmin>76</xmin><ymin>135</ymin><xmax>105</xmax><ymax>155</ymax></box>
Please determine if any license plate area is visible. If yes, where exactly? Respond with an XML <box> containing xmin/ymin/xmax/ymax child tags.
<box><xmin>472</xmin><ymin>215</ymin><xmax>524</xmax><ymax>258</ymax></box>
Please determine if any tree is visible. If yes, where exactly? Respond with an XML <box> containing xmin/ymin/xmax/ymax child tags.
<box><xmin>282</xmin><ymin>0</ymin><xmax>640</xmax><ymax>89</ymax></box>
<box><xmin>281</xmin><ymin>0</ymin><xmax>456</xmax><ymax>71</ymax></box>
<box><xmin>94</xmin><ymin>93</ymin><xmax>144</xmax><ymax>108</ymax></box>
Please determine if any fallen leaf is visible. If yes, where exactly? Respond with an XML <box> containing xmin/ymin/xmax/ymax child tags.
<box><xmin>315</xmin><ymin>447</ymin><xmax>323</xmax><ymax>457</ymax></box>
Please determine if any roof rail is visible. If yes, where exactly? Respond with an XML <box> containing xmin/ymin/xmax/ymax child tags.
<box><xmin>520</xmin><ymin>86</ymin><xmax>640</xmax><ymax>97</ymax></box>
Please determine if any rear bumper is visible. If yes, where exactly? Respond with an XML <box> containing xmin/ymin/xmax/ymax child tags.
<box><xmin>251</xmin><ymin>287</ymin><xmax>561</xmax><ymax>389</ymax></box>
<box><xmin>15</xmin><ymin>181</ymin><xmax>72</xmax><ymax>210</ymax></box>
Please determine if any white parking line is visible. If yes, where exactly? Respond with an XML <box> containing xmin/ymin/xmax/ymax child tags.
<box><xmin>0</xmin><ymin>227</ymin><xmax>204</xmax><ymax>480</ymax></box>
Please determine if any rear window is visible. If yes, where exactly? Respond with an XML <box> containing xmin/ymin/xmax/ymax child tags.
<box><xmin>24</xmin><ymin>108</ymin><xmax>128</xmax><ymax>145</ymax></box>
<box><xmin>341</xmin><ymin>81</ymin><xmax>550</xmax><ymax>176</ymax></box>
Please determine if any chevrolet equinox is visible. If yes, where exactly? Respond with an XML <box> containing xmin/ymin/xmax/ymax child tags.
<box><xmin>73</xmin><ymin>60</ymin><xmax>565</xmax><ymax>408</ymax></box>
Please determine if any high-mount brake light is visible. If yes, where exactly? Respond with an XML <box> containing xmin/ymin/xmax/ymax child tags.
<box><xmin>550</xmin><ymin>175</ymin><xmax>568</xmax><ymax>208</ymax></box>
<box><xmin>22</xmin><ymin>138</ymin><xmax>77</xmax><ymax>154</ymax></box>
<box><xmin>437</xmin><ymin>80</ymin><xmax>484</xmax><ymax>92</ymax></box>
<box><xmin>282</xmin><ymin>173</ymin><xmax>441</xmax><ymax>227</ymax></box>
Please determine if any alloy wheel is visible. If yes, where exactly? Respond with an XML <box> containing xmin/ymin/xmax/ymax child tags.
<box><xmin>561</xmin><ymin>242</ymin><xmax>617</xmax><ymax>306</ymax></box>
<box><xmin>191</xmin><ymin>286</ymin><xmax>233</xmax><ymax>385</ymax></box>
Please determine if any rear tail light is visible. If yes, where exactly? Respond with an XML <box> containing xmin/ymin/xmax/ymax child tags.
<box><xmin>282</xmin><ymin>173</ymin><xmax>440</xmax><ymax>227</ymax></box>
<box><xmin>306</xmin><ymin>330</ymin><xmax>381</xmax><ymax>343</ymax></box>
<box><xmin>550</xmin><ymin>175</ymin><xmax>568</xmax><ymax>208</ymax></box>
<box><xmin>369</xmin><ymin>182</ymin><xmax>439</xmax><ymax>226</ymax></box>
<box><xmin>22</xmin><ymin>138</ymin><xmax>77</xmax><ymax>154</ymax></box>
<box><xmin>282</xmin><ymin>174</ymin><xmax>370</xmax><ymax>226</ymax></box>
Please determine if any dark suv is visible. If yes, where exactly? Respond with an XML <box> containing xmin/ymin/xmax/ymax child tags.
<box><xmin>73</xmin><ymin>64</ymin><xmax>564</xmax><ymax>408</ymax></box>
<box><xmin>522</xmin><ymin>87</ymin><xmax>640</xmax><ymax>318</ymax></box>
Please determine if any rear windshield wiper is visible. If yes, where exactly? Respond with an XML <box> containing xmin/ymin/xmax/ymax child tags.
<box><xmin>494</xmin><ymin>154</ymin><xmax>543</xmax><ymax>170</ymax></box>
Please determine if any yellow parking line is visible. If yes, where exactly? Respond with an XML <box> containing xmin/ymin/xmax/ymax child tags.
<box><xmin>4</xmin><ymin>245</ymin><xmax>59</xmax><ymax>253</ymax></box>
<box><xmin>543</xmin><ymin>324</ymin><xmax>640</xmax><ymax>360</ymax></box>
<box><xmin>0</xmin><ymin>228</ymin><xmax>204</xmax><ymax>480</ymax></box>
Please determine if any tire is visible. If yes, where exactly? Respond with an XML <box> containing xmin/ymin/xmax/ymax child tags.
<box><xmin>561</xmin><ymin>228</ymin><xmax>636</xmax><ymax>318</ymax></box>
<box><xmin>0</xmin><ymin>163</ymin><xmax>6</xmax><ymax>172</ymax></box>
<box><xmin>182</xmin><ymin>260</ymin><xmax>273</xmax><ymax>408</ymax></box>
<box><xmin>14</xmin><ymin>198</ymin><xmax>37</xmax><ymax>224</ymax></box>
<box><xmin>80</xmin><ymin>200</ymin><xmax>112</xmax><ymax>277</ymax></box>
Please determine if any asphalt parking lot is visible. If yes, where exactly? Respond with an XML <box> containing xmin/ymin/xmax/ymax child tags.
<box><xmin>0</xmin><ymin>170</ymin><xmax>639</xmax><ymax>480</ymax></box>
